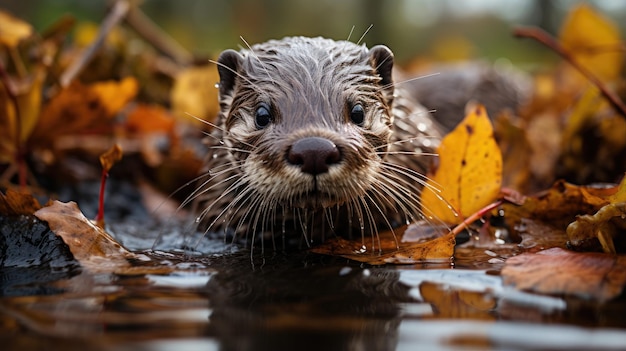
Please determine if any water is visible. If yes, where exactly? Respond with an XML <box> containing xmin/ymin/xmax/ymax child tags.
<box><xmin>2</xmin><ymin>221</ymin><xmax>626</xmax><ymax>351</ymax></box>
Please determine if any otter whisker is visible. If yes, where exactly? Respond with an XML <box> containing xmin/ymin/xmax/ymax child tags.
<box><xmin>356</xmin><ymin>24</ymin><xmax>374</xmax><ymax>45</ymax></box>
<box><xmin>384</xmin><ymin>72</ymin><xmax>440</xmax><ymax>90</ymax></box>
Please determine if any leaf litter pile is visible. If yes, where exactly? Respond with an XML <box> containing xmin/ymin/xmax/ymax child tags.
<box><xmin>1</xmin><ymin>2</ymin><xmax>626</xmax><ymax>348</ymax></box>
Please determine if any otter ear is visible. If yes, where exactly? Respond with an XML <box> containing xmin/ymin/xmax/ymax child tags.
<box><xmin>369</xmin><ymin>45</ymin><xmax>394</xmax><ymax>93</ymax></box>
<box><xmin>216</xmin><ymin>49</ymin><xmax>243</xmax><ymax>97</ymax></box>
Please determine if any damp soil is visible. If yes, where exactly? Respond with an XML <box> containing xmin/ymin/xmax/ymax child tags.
<box><xmin>1</xmin><ymin>216</ymin><xmax>626</xmax><ymax>351</ymax></box>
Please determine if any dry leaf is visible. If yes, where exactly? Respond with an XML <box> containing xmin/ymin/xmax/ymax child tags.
<box><xmin>566</xmin><ymin>176</ymin><xmax>626</xmax><ymax>253</ymax></box>
<box><xmin>311</xmin><ymin>228</ymin><xmax>455</xmax><ymax>265</ymax></box>
<box><xmin>99</xmin><ymin>143</ymin><xmax>123</xmax><ymax>173</ymax></box>
<box><xmin>90</xmin><ymin>76</ymin><xmax>138</xmax><ymax>116</ymax></box>
<box><xmin>501</xmin><ymin>247</ymin><xmax>626</xmax><ymax>301</ymax></box>
<box><xmin>125</xmin><ymin>104</ymin><xmax>175</xmax><ymax>134</ymax></box>
<box><xmin>559</xmin><ymin>3</ymin><xmax>623</xmax><ymax>83</ymax></box>
<box><xmin>0</xmin><ymin>189</ymin><xmax>42</xmax><ymax>216</ymax></box>
<box><xmin>421</xmin><ymin>104</ymin><xmax>502</xmax><ymax>224</ymax></box>
<box><xmin>0</xmin><ymin>10</ymin><xmax>33</xmax><ymax>47</ymax></box>
<box><xmin>171</xmin><ymin>64</ymin><xmax>220</xmax><ymax>125</ymax></box>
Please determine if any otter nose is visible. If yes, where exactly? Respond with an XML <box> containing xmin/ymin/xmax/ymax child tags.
<box><xmin>287</xmin><ymin>137</ymin><xmax>341</xmax><ymax>175</ymax></box>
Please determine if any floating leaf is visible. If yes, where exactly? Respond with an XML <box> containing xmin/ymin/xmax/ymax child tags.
<box><xmin>501</xmin><ymin>247</ymin><xmax>626</xmax><ymax>302</ymax></box>
<box><xmin>421</xmin><ymin>104</ymin><xmax>502</xmax><ymax>224</ymax></box>
<box><xmin>311</xmin><ymin>228</ymin><xmax>455</xmax><ymax>265</ymax></box>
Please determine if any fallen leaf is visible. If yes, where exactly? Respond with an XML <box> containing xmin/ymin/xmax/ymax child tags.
<box><xmin>171</xmin><ymin>64</ymin><xmax>220</xmax><ymax>126</ymax></box>
<box><xmin>0</xmin><ymin>189</ymin><xmax>42</xmax><ymax>216</ymax></box>
<box><xmin>566</xmin><ymin>176</ymin><xmax>626</xmax><ymax>253</ymax></box>
<box><xmin>0</xmin><ymin>10</ymin><xmax>33</xmax><ymax>47</ymax></box>
<box><xmin>421</xmin><ymin>104</ymin><xmax>502</xmax><ymax>224</ymax></box>
<box><xmin>34</xmin><ymin>201</ymin><xmax>134</xmax><ymax>272</ymax></box>
<box><xmin>90</xmin><ymin>76</ymin><xmax>138</xmax><ymax>116</ymax></box>
<box><xmin>501</xmin><ymin>247</ymin><xmax>626</xmax><ymax>302</ymax></box>
<box><xmin>125</xmin><ymin>104</ymin><xmax>176</xmax><ymax>135</ymax></box>
<box><xmin>559</xmin><ymin>3</ymin><xmax>623</xmax><ymax>83</ymax></box>
<box><xmin>311</xmin><ymin>228</ymin><xmax>455</xmax><ymax>265</ymax></box>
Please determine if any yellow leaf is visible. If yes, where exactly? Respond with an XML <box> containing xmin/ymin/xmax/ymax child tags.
<box><xmin>559</xmin><ymin>4</ymin><xmax>623</xmax><ymax>82</ymax></box>
<box><xmin>0</xmin><ymin>10</ymin><xmax>33</xmax><ymax>47</ymax></box>
<box><xmin>609</xmin><ymin>175</ymin><xmax>626</xmax><ymax>204</ymax></box>
<box><xmin>421</xmin><ymin>104</ymin><xmax>502</xmax><ymax>224</ymax></box>
<box><xmin>90</xmin><ymin>77</ymin><xmax>138</xmax><ymax>116</ymax></box>
<box><xmin>171</xmin><ymin>64</ymin><xmax>220</xmax><ymax>125</ymax></box>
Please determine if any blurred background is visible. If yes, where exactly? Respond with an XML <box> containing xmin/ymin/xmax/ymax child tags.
<box><xmin>3</xmin><ymin>0</ymin><xmax>626</xmax><ymax>66</ymax></box>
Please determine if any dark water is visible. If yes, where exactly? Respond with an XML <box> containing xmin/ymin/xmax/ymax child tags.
<box><xmin>2</xmin><ymin>219</ymin><xmax>626</xmax><ymax>351</ymax></box>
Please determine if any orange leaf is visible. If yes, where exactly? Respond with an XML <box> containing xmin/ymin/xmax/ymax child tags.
<box><xmin>501</xmin><ymin>247</ymin><xmax>626</xmax><ymax>302</ymax></box>
<box><xmin>0</xmin><ymin>189</ymin><xmax>42</xmax><ymax>216</ymax></box>
<box><xmin>421</xmin><ymin>104</ymin><xmax>502</xmax><ymax>224</ymax></box>
<box><xmin>311</xmin><ymin>228</ymin><xmax>455</xmax><ymax>265</ymax></box>
<box><xmin>125</xmin><ymin>104</ymin><xmax>175</xmax><ymax>134</ymax></box>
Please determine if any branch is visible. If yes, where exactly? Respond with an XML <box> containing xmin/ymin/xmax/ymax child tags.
<box><xmin>513</xmin><ymin>26</ymin><xmax>626</xmax><ymax>119</ymax></box>
<box><xmin>60</xmin><ymin>0</ymin><xmax>130</xmax><ymax>87</ymax></box>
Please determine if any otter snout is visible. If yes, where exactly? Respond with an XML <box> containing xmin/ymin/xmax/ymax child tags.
<box><xmin>287</xmin><ymin>137</ymin><xmax>341</xmax><ymax>175</ymax></box>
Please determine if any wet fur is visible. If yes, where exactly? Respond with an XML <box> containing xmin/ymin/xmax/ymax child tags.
<box><xmin>190</xmin><ymin>37</ymin><xmax>443</xmax><ymax>248</ymax></box>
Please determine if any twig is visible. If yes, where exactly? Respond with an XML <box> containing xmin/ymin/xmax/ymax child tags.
<box><xmin>0</xmin><ymin>59</ymin><xmax>27</xmax><ymax>189</ymax></box>
<box><xmin>59</xmin><ymin>0</ymin><xmax>130</xmax><ymax>87</ymax></box>
<box><xmin>513</xmin><ymin>26</ymin><xmax>626</xmax><ymax>119</ymax></box>
<box><xmin>124</xmin><ymin>5</ymin><xmax>193</xmax><ymax>65</ymax></box>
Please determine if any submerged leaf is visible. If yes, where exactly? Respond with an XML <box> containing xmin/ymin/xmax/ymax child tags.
<box><xmin>501</xmin><ymin>247</ymin><xmax>626</xmax><ymax>301</ymax></box>
<box><xmin>421</xmin><ymin>104</ymin><xmax>502</xmax><ymax>224</ymax></box>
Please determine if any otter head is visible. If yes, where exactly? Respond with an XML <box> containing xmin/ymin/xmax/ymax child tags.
<box><xmin>215</xmin><ymin>37</ymin><xmax>396</xmax><ymax>210</ymax></box>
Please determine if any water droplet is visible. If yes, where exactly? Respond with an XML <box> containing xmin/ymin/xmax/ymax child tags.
<box><xmin>195</xmin><ymin>217</ymin><xmax>201</xmax><ymax>223</ymax></box>
<box><xmin>339</xmin><ymin>267</ymin><xmax>352</xmax><ymax>276</ymax></box>
<box><xmin>417</xmin><ymin>123</ymin><xmax>427</xmax><ymax>132</ymax></box>
<box><xmin>214</xmin><ymin>83</ymin><xmax>220</xmax><ymax>89</ymax></box>
<box><xmin>219</xmin><ymin>140</ymin><xmax>225</xmax><ymax>145</ymax></box>
<box><xmin>212</xmin><ymin>154</ymin><xmax>218</xmax><ymax>159</ymax></box>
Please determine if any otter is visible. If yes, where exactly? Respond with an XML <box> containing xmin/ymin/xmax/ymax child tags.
<box><xmin>191</xmin><ymin>36</ymin><xmax>444</xmax><ymax>247</ymax></box>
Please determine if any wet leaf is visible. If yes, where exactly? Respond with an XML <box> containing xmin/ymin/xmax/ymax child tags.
<box><xmin>501</xmin><ymin>247</ymin><xmax>626</xmax><ymax>301</ymax></box>
<box><xmin>421</xmin><ymin>104</ymin><xmax>502</xmax><ymax>224</ymax></box>
<box><xmin>0</xmin><ymin>189</ymin><xmax>42</xmax><ymax>216</ymax></box>
<box><xmin>0</xmin><ymin>10</ymin><xmax>33</xmax><ymax>47</ymax></box>
<box><xmin>34</xmin><ymin>201</ymin><xmax>134</xmax><ymax>272</ymax></box>
<box><xmin>311</xmin><ymin>228</ymin><xmax>455</xmax><ymax>265</ymax></box>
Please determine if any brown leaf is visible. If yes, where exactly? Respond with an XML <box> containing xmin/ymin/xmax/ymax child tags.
<box><xmin>0</xmin><ymin>189</ymin><xmax>42</xmax><ymax>216</ymax></box>
<box><xmin>99</xmin><ymin>143</ymin><xmax>123</xmax><ymax>173</ymax></box>
<box><xmin>34</xmin><ymin>201</ymin><xmax>133</xmax><ymax>272</ymax></box>
<box><xmin>311</xmin><ymin>228</ymin><xmax>455</xmax><ymax>265</ymax></box>
<box><xmin>501</xmin><ymin>247</ymin><xmax>626</xmax><ymax>301</ymax></box>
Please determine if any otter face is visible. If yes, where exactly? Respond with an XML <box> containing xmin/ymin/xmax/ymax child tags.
<box><xmin>215</xmin><ymin>37</ymin><xmax>396</xmax><ymax>210</ymax></box>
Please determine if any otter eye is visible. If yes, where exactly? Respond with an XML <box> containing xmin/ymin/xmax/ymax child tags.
<box><xmin>255</xmin><ymin>103</ymin><xmax>272</xmax><ymax>129</ymax></box>
<box><xmin>350</xmin><ymin>103</ymin><xmax>365</xmax><ymax>126</ymax></box>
